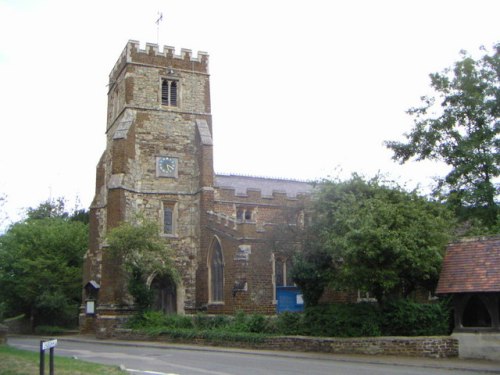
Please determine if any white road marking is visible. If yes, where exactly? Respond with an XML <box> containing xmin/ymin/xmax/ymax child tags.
<box><xmin>125</xmin><ymin>369</ymin><xmax>179</xmax><ymax>375</ymax></box>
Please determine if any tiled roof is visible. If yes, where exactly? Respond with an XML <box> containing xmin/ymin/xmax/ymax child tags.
<box><xmin>214</xmin><ymin>174</ymin><xmax>314</xmax><ymax>198</ymax></box>
<box><xmin>435</xmin><ymin>236</ymin><xmax>500</xmax><ymax>294</ymax></box>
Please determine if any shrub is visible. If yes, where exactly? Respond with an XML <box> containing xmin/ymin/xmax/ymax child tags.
<box><xmin>381</xmin><ymin>299</ymin><xmax>451</xmax><ymax>336</ymax></box>
<box><xmin>246</xmin><ymin>314</ymin><xmax>274</xmax><ymax>334</ymax></box>
<box><xmin>228</xmin><ymin>311</ymin><xmax>249</xmax><ymax>332</ymax></box>
<box><xmin>126</xmin><ymin>311</ymin><xmax>168</xmax><ymax>329</ymax></box>
<box><xmin>303</xmin><ymin>303</ymin><xmax>382</xmax><ymax>337</ymax></box>
<box><xmin>34</xmin><ymin>325</ymin><xmax>67</xmax><ymax>335</ymax></box>
<box><xmin>164</xmin><ymin>314</ymin><xmax>194</xmax><ymax>329</ymax></box>
<box><xmin>193</xmin><ymin>314</ymin><xmax>231</xmax><ymax>330</ymax></box>
<box><xmin>0</xmin><ymin>302</ymin><xmax>5</xmax><ymax>323</ymax></box>
<box><xmin>275</xmin><ymin>312</ymin><xmax>303</xmax><ymax>335</ymax></box>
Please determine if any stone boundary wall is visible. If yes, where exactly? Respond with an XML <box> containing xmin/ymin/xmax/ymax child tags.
<box><xmin>112</xmin><ymin>329</ymin><xmax>458</xmax><ymax>358</ymax></box>
<box><xmin>0</xmin><ymin>324</ymin><xmax>8</xmax><ymax>344</ymax></box>
<box><xmin>2</xmin><ymin>316</ymin><xmax>31</xmax><ymax>334</ymax></box>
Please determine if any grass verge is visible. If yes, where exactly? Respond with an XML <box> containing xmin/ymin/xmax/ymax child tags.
<box><xmin>0</xmin><ymin>345</ymin><xmax>124</xmax><ymax>375</ymax></box>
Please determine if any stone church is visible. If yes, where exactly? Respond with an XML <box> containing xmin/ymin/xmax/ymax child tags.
<box><xmin>80</xmin><ymin>41</ymin><xmax>313</xmax><ymax>335</ymax></box>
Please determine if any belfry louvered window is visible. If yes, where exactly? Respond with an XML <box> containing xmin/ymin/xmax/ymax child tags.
<box><xmin>161</xmin><ymin>79</ymin><xmax>178</xmax><ymax>106</ymax></box>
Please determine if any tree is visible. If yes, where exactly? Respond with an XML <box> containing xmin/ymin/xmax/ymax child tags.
<box><xmin>0</xmin><ymin>193</ymin><xmax>7</xmax><ymax>229</ymax></box>
<box><xmin>304</xmin><ymin>175</ymin><xmax>454</xmax><ymax>305</ymax></box>
<box><xmin>0</xmin><ymin>199</ymin><xmax>88</xmax><ymax>329</ymax></box>
<box><xmin>106</xmin><ymin>217</ymin><xmax>178</xmax><ymax>311</ymax></box>
<box><xmin>386</xmin><ymin>44</ymin><xmax>499</xmax><ymax>229</ymax></box>
<box><xmin>291</xmin><ymin>242</ymin><xmax>332</xmax><ymax>307</ymax></box>
<box><xmin>265</xmin><ymin>205</ymin><xmax>331</xmax><ymax>307</ymax></box>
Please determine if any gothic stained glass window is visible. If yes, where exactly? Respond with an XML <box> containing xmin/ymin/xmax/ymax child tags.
<box><xmin>211</xmin><ymin>240</ymin><xmax>224</xmax><ymax>302</ymax></box>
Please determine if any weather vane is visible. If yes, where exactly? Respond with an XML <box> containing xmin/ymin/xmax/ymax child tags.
<box><xmin>156</xmin><ymin>11</ymin><xmax>163</xmax><ymax>46</ymax></box>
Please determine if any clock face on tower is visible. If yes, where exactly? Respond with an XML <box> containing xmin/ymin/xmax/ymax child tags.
<box><xmin>157</xmin><ymin>156</ymin><xmax>178</xmax><ymax>178</ymax></box>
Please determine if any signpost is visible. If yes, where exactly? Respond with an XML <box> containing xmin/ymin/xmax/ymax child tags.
<box><xmin>40</xmin><ymin>339</ymin><xmax>57</xmax><ymax>375</ymax></box>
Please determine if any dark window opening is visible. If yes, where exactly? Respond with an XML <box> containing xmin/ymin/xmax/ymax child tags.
<box><xmin>244</xmin><ymin>211</ymin><xmax>252</xmax><ymax>220</ymax></box>
<box><xmin>463</xmin><ymin>295</ymin><xmax>492</xmax><ymax>327</ymax></box>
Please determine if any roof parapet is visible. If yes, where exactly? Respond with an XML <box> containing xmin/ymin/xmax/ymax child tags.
<box><xmin>109</xmin><ymin>40</ymin><xmax>209</xmax><ymax>85</ymax></box>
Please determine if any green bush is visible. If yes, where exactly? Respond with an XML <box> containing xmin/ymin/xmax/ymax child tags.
<box><xmin>34</xmin><ymin>325</ymin><xmax>67</xmax><ymax>335</ymax></box>
<box><xmin>381</xmin><ymin>299</ymin><xmax>451</xmax><ymax>336</ymax></box>
<box><xmin>0</xmin><ymin>302</ymin><xmax>5</xmax><ymax>323</ymax></box>
<box><xmin>303</xmin><ymin>303</ymin><xmax>382</xmax><ymax>337</ymax></box>
<box><xmin>275</xmin><ymin>312</ymin><xmax>303</xmax><ymax>335</ymax></box>
<box><xmin>193</xmin><ymin>314</ymin><xmax>231</xmax><ymax>330</ymax></box>
<box><xmin>163</xmin><ymin>314</ymin><xmax>194</xmax><ymax>329</ymax></box>
<box><xmin>127</xmin><ymin>300</ymin><xmax>450</xmax><ymax>340</ymax></box>
<box><xmin>126</xmin><ymin>311</ymin><xmax>168</xmax><ymax>329</ymax></box>
<box><xmin>201</xmin><ymin>330</ymin><xmax>266</xmax><ymax>343</ymax></box>
<box><xmin>229</xmin><ymin>310</ymin><xmax>248</xmax><ymax>332</ymax></box>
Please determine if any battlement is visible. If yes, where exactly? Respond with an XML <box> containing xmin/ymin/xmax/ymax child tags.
<box><xmin>206</xmin><ymin>210</ymin><xmax>270</xmax><ymax>239</ymax></box>
<box><xmin>214</xmin><ymin>174</ymin><xmax>314</xmax><ymax>201</ymax></box>
<box><xmin>109</xmin><ymin>40</ymin><xmax>209</xmax><ymax>85</ymax></box>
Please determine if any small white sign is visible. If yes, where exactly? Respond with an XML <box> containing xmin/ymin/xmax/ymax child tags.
<box><xmin>296</xmin><ymin>294</ymin><xmax>304</xmax><ymax>305</ymax></box>
<box><xmin>86</xmin><ymin>300</ymin><xmax>95</xmax><ymax>314</ymax></box>
<box><xmin>41</xmin><ymin>339</ymin><xmax>57</xmax><ymax>351</ymax></box>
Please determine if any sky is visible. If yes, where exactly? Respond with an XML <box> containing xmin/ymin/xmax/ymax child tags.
<box><xmin>0</xmin><ymin>0</ymin><xmax>498</xmax><ymax>229</ymax></box>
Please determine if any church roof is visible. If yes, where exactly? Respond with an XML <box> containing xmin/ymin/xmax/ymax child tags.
<box><xmin>435</xmin><ymin>236</ymin><xmax>500</xmax><ymax>294</ymax></box>
<box><xmin>214</xmin><ymin>174</ymin><xmax>314</xmax><ymax>198</ymax></box>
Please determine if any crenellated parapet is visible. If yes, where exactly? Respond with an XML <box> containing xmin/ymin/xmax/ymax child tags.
<box><xmin>109</xmin><ymin>40</ymin><xmax>209</xmax><ymax>85</ymax></box>
<box><xmin>206</xmin><ymin>210</ymin><xmax>270</xmax><ymax>240</ymax></box>
<box><xmin>214</xmin><ymin>174</ymin><xmax>313</xmax><ymax>205</ymax></box>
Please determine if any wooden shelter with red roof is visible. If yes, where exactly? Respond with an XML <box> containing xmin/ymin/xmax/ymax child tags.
<box><xmin>436</xmin><ymin>236</ymin><xmax>500</xmax><ymax>332</ymax></box>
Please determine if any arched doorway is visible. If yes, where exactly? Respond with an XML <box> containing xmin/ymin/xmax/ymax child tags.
<box><xmin>150</xmin><ymin>274</ymin><xmax>177</xmax><ymax>314</ymax></box>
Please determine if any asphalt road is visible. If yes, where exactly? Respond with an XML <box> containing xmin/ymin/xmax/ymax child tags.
<box><xmin>7</xmin><ymin>336</ymin><xmax>500</xmax><ymax>375</ymax></box>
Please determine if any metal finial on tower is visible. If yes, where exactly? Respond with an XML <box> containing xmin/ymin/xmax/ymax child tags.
<box><xmin>155</xmin><ymin>11</ymin><xmax>163</xmax><ymax>45</ymax></box>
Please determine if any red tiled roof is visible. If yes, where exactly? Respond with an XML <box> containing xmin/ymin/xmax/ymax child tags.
<box><xmin>436</xmin><ymin>236</ymin><xmax>500</xmax><ymax>294</ymax></box>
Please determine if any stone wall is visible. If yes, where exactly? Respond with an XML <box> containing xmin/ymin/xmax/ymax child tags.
<box><xmin>0</xmin><ymin>324</ymin><xmax>8</xmax><ymax>344</ymax></box>
<box><xmin>82</xmin><ymin>40</ymin><xmax>213</xmax><ymax>333</ymax></box>
<box><xmin>2</xmin><ymin>316</ymin><xmax>31</xmax><ymax>334</ymax></box>
<box><xmin>111</xmin><ymin>329</ymin><xmax>459</xmax><ymax>358</ymax></box>
<box><xmin>453</xmin><ymin>332</ymin><xmax>500</xmax><ymax>361</ymax></box>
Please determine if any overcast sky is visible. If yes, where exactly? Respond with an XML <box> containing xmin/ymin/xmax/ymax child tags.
<box><xmin>0</xmin><ymin>0</ymin><xmax>498</xmax><ymax>229</ymax></box>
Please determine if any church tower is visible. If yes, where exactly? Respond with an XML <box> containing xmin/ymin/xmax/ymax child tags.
<box><xmin>80</xmin><ymin>41</ymin><xmax>214</xmax><ymax>335</ymax></box>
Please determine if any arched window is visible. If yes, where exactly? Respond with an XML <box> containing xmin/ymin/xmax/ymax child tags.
<box><xmin>210</xmin><ymin>239</ymin><xmax>224</xmax><ymax>302</ymax></box>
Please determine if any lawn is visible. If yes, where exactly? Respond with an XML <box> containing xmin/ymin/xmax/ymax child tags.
<box><xmin>0</xmin><ymin>345</ymin><xmax>124</xmax><ymax>375</ymax></box>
